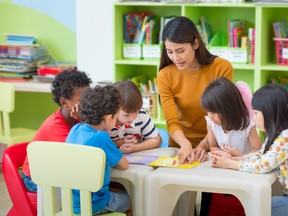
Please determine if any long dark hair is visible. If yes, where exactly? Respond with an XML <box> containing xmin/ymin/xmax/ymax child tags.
<box><xmin>201</xmin><ymin>78</ymin><xmax>249</xmax><ymax>131</ymax></box>
<box><xmin>159</xmin><ymin>16</ymin><xmax>216</xmax><ymax>71</ymax></box>
<box><xmin>252</xmin><ymin>84</ymin><xmax>288</xmax><ymax>153</ymax></box>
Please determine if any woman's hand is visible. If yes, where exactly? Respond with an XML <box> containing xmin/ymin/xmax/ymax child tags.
<box><xmin>178</xmin><ymin>142</ymin><xmax>208</xmax><ymax>164</ymax></box>
<box><xmin>178</xmin><ymin>141</ymin><xmax>194</xmax><ymax>164</ymax></box>
<box><xmin>194</xmin><ymin>146</ymin><xmax>208</xmax><ymax>163</ymax></box>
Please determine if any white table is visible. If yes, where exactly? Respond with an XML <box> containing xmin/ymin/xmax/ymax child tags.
<box><xmin>110</xmin><ymin>147</ymin><xmax>178</xmax><ymax>216</ymax></box>
<box><xmin>37</xmin><ymin>147</ymin><xmax>179</xmax><ymax>216</ymax></box>
<box><xmin>145</xmin><ymin>159</ymin><xmax>276</xmax><ymax>216</ymax></box>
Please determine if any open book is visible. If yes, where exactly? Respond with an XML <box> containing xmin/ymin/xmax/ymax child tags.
<box><xmin>125</xmin><ymin>154</ymin><xmax>201</xmax><ymax>169</ymax></box>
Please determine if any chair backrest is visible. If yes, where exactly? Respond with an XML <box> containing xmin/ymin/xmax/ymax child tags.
<box><xmin>158</xmin><ymin>128</ymin><xmax>169</xmax><ymax>148</ymax></box>
<box><xmin>0</xmin><ymin>82</ymin><xmax>15</xmax><ymax>137</ymax></box>
<box><xmin>28</xmin><ymin>141</ymin><xmax>106</xmax><ymax>216</ymax></box>
<box><xmin>2</xmin><ymin>142</ymin><xmax>37</xmax><ymax>216</ymax></box>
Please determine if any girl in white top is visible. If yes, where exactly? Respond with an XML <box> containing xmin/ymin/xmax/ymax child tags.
<box><xmin>201</xmin><ymin>78</ymin><xmax>262</xmax><ymax>156</ymax></box>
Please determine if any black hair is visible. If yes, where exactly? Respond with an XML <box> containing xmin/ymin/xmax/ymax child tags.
<box><xmin>159</xmin><ymin>16</ymin><xmax>216</xmax><ymax>71</ymax></box>
<box><xmin>80</xmin><ymin>85</ymin><xmax>121</xmax><ymax>125</ymax></box>
<box><xmin>201</xmin><ymin>77</ymin><xmax>249</xmax><ymax>131</ymax></box>
<box><xmin>51</xmin><ymin>69</ymin><xmax>92</xmax><ymax>106</ymax></box>
<box><xmin>252</xmin><ymin>84</ymin><xmax>288</xmax><ymax>153</ymax></box>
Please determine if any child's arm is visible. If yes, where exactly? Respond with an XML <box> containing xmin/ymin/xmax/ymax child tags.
<box><xmin>207</xmin><ymin>124</ymin><xmax>221</xmax><ymax>152</ymax></box>
<box><xmin>114</xmin><ymin>155</ymin><xmax>129</xmax><ymax>170</ymax></box>
<box><xmin>113</xmin><ymin>135</ymin><xmax>137</xmax><ymax>148</ymax></box>
<box><xmin>119</xmin><ymin>134</ymin><xmax>162</xmax><ymax>154</ymax></box>
<box><xmin>247</xmin><ymin>126</ymin><xmax>262</xmax><ymax>152</ymax></box>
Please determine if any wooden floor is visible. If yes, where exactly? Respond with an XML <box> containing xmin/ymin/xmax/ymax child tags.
<box><xmin>0</xmin><ymin>168</ymin><xmax>12</xmax><ymax>216</ymax></box>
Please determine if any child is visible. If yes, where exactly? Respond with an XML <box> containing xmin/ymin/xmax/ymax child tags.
<box><xmin>209</xmin><ymin>83</ymin><xmax>288</xmax><ymax>216</ymax></box>
<box><xmin>201</xmin><ymin>77</ymin><xmax>262</xmax><ymax>156</ymax></box>
<box><xmin>22</xmin><ymin>69</ymin><xmax>91</xmax><ymax>192</ymax></box>
<box><xmin>66</xmin><ymin>85</ymin><xmax>131</xmax><ymax>215</ymax></box>
<box><xmin>109</xmin><ymin>80</ymin><xmax>161</xmax><ymax>154</ymax></box>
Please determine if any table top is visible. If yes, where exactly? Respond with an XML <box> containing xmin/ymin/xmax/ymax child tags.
<box><xmin>10</xmin><ymin>81</ymin><xmax>99</xmax><ymax>93</ymax></box>
<box><xmin>150</xmin><ymin>158</ymin><xmax>276</xmax><ymax>188</ymax></box>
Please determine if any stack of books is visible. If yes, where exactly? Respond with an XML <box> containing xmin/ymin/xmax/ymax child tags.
<box><xmin>0</xmin><ymin>44</ymin><xmax>51</xmax><ymax>82</ymax></box>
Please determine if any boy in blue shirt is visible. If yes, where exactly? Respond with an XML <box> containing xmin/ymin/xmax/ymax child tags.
<box><xmin>66</xmin><ymin>85</ymin><xmax>131</xmax><ymax>215</ymax></box>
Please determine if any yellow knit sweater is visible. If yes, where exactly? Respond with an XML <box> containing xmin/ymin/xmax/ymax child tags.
<box><xmin>157</xmin><ymin>57</ymin><xmax>233</xmax><ymax>148</ymax></box>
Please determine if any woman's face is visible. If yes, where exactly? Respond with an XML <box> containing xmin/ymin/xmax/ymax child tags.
<box><xmin>253</xmin><ymin>110</ymin><xmax>265</xmax><ymax>132</ymax></box>
<box><xmin>164</xmin><ymin>40</ymin><xmax>199</xmax><ymax>71</ymax></box>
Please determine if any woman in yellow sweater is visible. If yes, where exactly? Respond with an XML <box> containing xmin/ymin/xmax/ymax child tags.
<box><xmin>158</xmin><ymin>16</ymin><xmax>233</xmax><ymax>164</ymax></box>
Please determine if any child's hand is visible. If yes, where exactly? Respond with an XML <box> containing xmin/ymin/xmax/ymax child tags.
<box><xmin>221</xmin><ymin>144</ymin><xmax>242</xmax><ymax>157</ymax></box>
<box><xmin>123</xmin><ymin>135</ymin><xmax>137</xmax><ymax>144</ymax></box>
<box><xmin>209</xmin><ymin>151</ymin><xmax>239</xmax><ymax>170</ymax></box>
<box><xmin>70</xmin><ymin>104</ymin><xmax>80</xmax><ymax>120</ymax></box>
<box><xmin>119</xmin><ymin>143</ymin><xmax>135</xmax><ymax>154</ymax></box>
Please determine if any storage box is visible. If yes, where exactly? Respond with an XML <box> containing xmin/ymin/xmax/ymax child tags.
<box><xmin>273</xmin><ymin>38</ymin><xmax>288</xmax><ymax>65</ymax></box>
<box><xmin>142</xmin><ymin>44</ymin><xmax>161</xmax><ymax>59</ymax></box>
<box><xmin>142</xmin><ymin>93</ymin><xmax>157</xmax><ymax>118</ymax></box>
<box><xmin>208</xmin><ymin>31</ymin><xmax>248</xmax><ymax>63</ymax></box>
<box><xmin>123</xmin><ymin>43</ymin><xmax>142</xmax><ymax>59</ymax></box>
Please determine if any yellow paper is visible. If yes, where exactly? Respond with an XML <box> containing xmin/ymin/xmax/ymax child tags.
<box><xmin>148</xmin><ymin>156</ymin><xmax>201</xmax><ymax>169</ymax></box>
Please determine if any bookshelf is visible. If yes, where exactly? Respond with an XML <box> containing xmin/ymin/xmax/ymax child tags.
<box><xmin>112</xmin><ymin>2</ymin><xmax>288</xmax><ymax>128</ymax></box>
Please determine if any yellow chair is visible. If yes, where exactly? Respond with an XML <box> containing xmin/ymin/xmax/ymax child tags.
<box><xmin>27</xmin><ymin>141</ymin><xmax>125</xmax><ymax>216</ymax></box>
<box><xmin>0</xmin><ymin>82</ymin><xmax>36</xmax><ymax>146</ymax></box>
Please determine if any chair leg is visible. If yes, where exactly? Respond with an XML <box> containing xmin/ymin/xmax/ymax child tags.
<box><xmin>7</xmin><ymin>207</ymin><xmax>17</xmax><ymax>216</ymax></box>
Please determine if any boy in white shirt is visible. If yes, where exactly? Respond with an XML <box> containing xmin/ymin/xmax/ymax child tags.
<box><xmin>109</xmin><ymin>80</ymin><xmax>161</xmax><ymax>154</ymax></box>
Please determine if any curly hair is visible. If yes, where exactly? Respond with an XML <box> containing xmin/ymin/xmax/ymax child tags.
<box><xmin>51</xmin><ymin>69</ymin><xmax>92</xmax><ymax>106</ymax></box>
<box><xmin>80</xmin><ymin>85</ymin><xmax>122</xmax><ymax>125</ymax></box>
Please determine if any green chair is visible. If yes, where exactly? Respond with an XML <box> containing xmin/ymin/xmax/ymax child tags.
<box><xmin>0</xmin><ymin>82</ymin><xmax>36</xmax><ymax>147</ymax></box>
<box><xmin>28</xmin><ymin>141</ymin><xmax>125</xmax><ymax>216</ymax></box>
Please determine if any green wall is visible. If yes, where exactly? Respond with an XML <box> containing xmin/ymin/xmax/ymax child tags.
<box><xmin>0</xmin><ymin>1</ymin><xmax>76</xmax><ymax>129</ymax></box>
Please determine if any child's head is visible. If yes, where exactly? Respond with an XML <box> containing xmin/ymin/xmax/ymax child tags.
<box><xmin>113</xmin><ymin>80</ymin><xmax>143</xmax><ymax>125</ymax></box>
<box><xmin>201</xmin><ymin>77</ymin><xmax>249</xmax><ymax>131</ymax></box>
<box><xmin>252</xmin><ymin>84</ymin><xmax>288</xmax><ymax>152</ymax></box>
<box><xmin>80</xmin><ymin>85</ymin><xmax>121</xmax><ymax>129</ymax></box>
<box><xmin>51</xmin><ymin>69</ymin><xmax>91</xmax><ymax>107</ymax></box>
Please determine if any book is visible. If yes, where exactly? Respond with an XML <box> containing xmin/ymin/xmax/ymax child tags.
<box><xmin>148</xmin><ymin>156</ymin><xmax>201</xmax><ymax>169</ymax></box>
<box><xmin>125</xmin><ymin>154</ymin><xmax>160</xmax><ymax>165</ymax></box>
<box><xmin>4</xmin><ymin>33</ymin><xmax>37</xmax><ymax>45</ymax></box>
<box><xmin>124</xmin><ymin>12</ymin><xmax>153</xmax><ymax>44</ymax></box>
<box><xmin>200</xmin><ymin>16</ymin><xmax>212</xmax><ymax>46</ymax></box>
<box><xmin>159</xmin><ymin>16</ymin><xmax>175</xmax><ymax>44</ymax></box>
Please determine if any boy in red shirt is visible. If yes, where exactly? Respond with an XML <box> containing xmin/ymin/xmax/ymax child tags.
<box><xmin>21</xmin><ymin>69</ymin><xmax>91</xmax><ymax>192</ymax></box>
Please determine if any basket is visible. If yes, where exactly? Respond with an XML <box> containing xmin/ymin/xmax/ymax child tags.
<box><xmin>273</xmin><ymin>38</ymin><xmax>288</xmax><ymax>65</ymax></box>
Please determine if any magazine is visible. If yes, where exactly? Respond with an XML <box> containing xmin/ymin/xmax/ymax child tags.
<box><xmin>125</xmin><ymin>154</ymin><xmax>201</xmax><ymax>169</ymax></box>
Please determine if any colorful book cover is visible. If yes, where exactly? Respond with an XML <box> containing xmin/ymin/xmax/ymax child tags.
<box><xmin>148</xmin><ymin>156</ymin><xmax>201</xmax><ymax>169</ymax></box>
<box><xmin>124</xmin><ymin>12</ymin><xmax>153</xmax><ymax>44</ymax></box>
<box><xmin>125</xmin><ymin>154</ymin><xmax>160</xmax><ymax>165</ymax></box>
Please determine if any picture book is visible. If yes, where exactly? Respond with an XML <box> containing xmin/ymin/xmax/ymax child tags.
<box><xmin>148</xmin><ymin>156</ymin><xmax>201</xmax><ymax>169</ymax></box>
<box><xmin>125</xmin><ymin>154</ymin><xmax>160</xmax><ymax>165</ymax></box>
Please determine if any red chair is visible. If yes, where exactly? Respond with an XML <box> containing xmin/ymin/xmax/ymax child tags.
<box><xmin>209</xmin><ymin>193</ymin><xmax>245</xmax><ymax>216</ymax></box>
<box><xmin>2</xmin><ymin>142</ymin><xmax>37</xmax><ymax>216</ymax></box>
